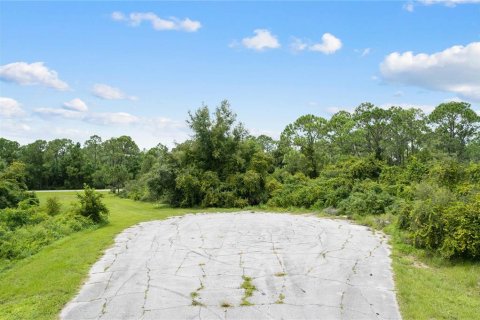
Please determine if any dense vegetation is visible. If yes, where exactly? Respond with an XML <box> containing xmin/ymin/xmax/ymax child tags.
<box><xmin>1</xmin><ymin>100</ymin><xmax>479</xmax><ymax>259</ymax></box>
<box><xmin>0</xmin><ymin>158</ymin><xmax>109</xmax><ymax>268</ymax></box>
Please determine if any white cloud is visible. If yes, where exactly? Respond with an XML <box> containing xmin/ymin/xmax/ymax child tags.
<box><xmin>0</xmin><ymin>97</ymin><xmax>25</xmax><ymax>118</ymax></box>
<box><xmin>405</xmin><ymin>0</ymin><xmax>480</xmax><ymax>11</ymax></box>
<box><xmin>290</xmin><ymin>33</ymin><xmax>342</xmax><ymax>55</ymax></box>
<box><xmin>310</xmin><ymin>33</ymin><xmax>342</xmax><ymax>54</ymax></box>
<box><xmin>34</xmin><ymin>105</ymin><xmax>139</xmax><ymax>126</ymax></box>
<box><xmin>380</xmin><ymin>42</ymin><xmax>480</xmax><ymax>102</ymax></box>
<box><xmin>361</xmin><ymin>48</ymin><xmax>371</xmax><ymax>57</ymax></box>
<box><xmin>63</xmin><ymin>98</ymin><xmax>88</xmax><ymax>112</ymax></box>
<box><xmin>111</xmin><ymin>11</ymin><xmax>201</xmax><ymax>32</ymax></box>
<box><xmin>354</xmin><ymin>48</ymin><xmax>371</xmax><ymax>57</ymax></box>
<box><xmin>291</xmin><ymin>38</ymin><xmax>308</xmax><ymax>52</ymax></box>
<box><xmin>404</xmin><ymin>2</ymin><xmax>415</xmax><ymax>11</ymax></box>
<box><xmin>241</xmin><ymin>29</ymin><xmax>281</xmax><ymax>51</ymax></box>
<box><xmin>87</xmin><ymin>112</ymin><xmax>140</xmax><ymax>125</ymax></box>
<box><xmin>111</xmin><ymin>11</ymin><xmax>125</xmax><ymax>21</ymax></box>
<box><xmin>0</xmin><ymin>120</ymin><xmax>31</xmax><ymax>135</ymax></box>
<box><xmin>0</xmin><ymin>62</ymin><xmax>69</xmax><ymax>91</ymax></box>
<box><xmin>419</xmin><ymin>0</ymin><xmax>480</xmax><ymax>6</ymax></box>
<box><xmin>35</xmin><ymin>107</ymin><xmax>84</xmax><ymax>119</ymax></box>
<box><xmin>92</xmin><ymin>84</ymin><xmax>136</xmax><ymax>100</ymax></box>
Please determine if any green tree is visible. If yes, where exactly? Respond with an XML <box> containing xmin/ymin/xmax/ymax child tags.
<box><xmin>0</xmin><ymin>138</ymin><xmax>20</xmax><ymax>165</ymax></box>
<box><xmin>76</xmin><ymin>185</ymin><xmax>109</xmax><ymax>223</ymax></box>
<box><xmin>281</xmin><ymin>114</ymin><xmax>328</xmax><ymax>177</ymax></box>
<box><xmin>354</xmin><ymin>103</ymin><xmax>391</xmax><ymax>160</ymax></box>
<box><xmin>429</xmin><ymin>101</ymin><xmax>480</xmax><ymax>158</ymax></box>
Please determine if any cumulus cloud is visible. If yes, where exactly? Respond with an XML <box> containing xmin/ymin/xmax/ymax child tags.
<box><xmin>0</xmin><ymin>62</ymin><xmax>69</xmax><ymax>91</ymax></box>
<box><xmin>63</xmin><ymin>98</ymin><xmax>88</xmax><ymax>112</ymax></box>
<box><xmin>0</xmin><ymin>97</ymin><xmax>25</xmax><ymax>118</ymax></box>
<box><xmin>380</xmin><ymin>42</ymin><xmax>480</xmax><ymax>102</ymax></box>
<box><xmin>92</xmin><ymin>84</ymin><xmax>136</xmax><ymax>100</ymax></box>
<box><xmin>291</xmin><ymin>33</ymin><xmax>342</xmax><ymax>55</ymax></box>
<box><xmin>310</xmin><ymin>33</ymin><xmax>343</xmax><ymax>54</ymax></box>
<box><xmin>241</xmin><ymin>29</ymin><xmax>281</xmax><ymax>51</ymax></box>
<box><xmin>111</xmin><ymin>11</ymin><xmax>201</xmax><ymax>32</ymax></box>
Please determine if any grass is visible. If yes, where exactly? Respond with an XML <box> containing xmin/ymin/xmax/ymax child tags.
<box><xmin>0</xmin><ymin>192</ymin><xmax>478</xmax><ymax>319</ymax></box>
<box><xmin>0</xmin><ymin>192</ymin><xmax>236</xmax><ymax>320</ymax></box>
<box><xmin>240</xmin><ymin>275</ymin><xmax>257</xmax><ymax>306</ymax></box>
<box><xmin>390</xmin><ymin>230</ymin><xmax>480</xmax><ymax>319</ymax></box>
<box><xmin>353</xmin><ymin>214</ymin><xmax>480</xmax><ymax>320</ymax></box>
<box><xmin>275</xmin><ymin>293</ymin><xmax>285</xmax><ymax>304</ymax></box>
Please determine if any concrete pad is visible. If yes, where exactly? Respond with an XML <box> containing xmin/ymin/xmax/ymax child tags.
<box><xmin>61</xmin><ymin>212</ymin><xmax>401</xmax><ymax>319</ymax></box>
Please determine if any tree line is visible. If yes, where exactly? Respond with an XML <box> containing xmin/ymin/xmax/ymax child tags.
<box><xmin>1</xmin><ymin>100</ymin><xmax>479</xmax><ymax>259</ymax></box>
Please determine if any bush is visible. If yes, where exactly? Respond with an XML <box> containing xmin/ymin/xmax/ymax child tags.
<box><xmin>0</xmin><ymin>211</ymin><xmax>93</xmax><ymax>261</ymax></box>
<box><xmin>339</xmin><ymin>180</ymin><xmax>394</xmax><ymax>216</ymax></box>
<box><xmin>75</xmin><ymin>185</ymin><xmax>109</xmax><ymax>223</ymax></box>
<box><xmin>45</xmin><ymin>197</ymin><xmax>61</xmax><ymax>215</ymax></box>
<box><xmin>441</xmin><ymin>196</ymin><xmax>480</xmax><ymax>259</ymax></box>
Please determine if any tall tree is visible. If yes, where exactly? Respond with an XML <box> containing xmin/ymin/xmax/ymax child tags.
<box><xmin>387</xmin><ymin>107</ymin><xmax>429</xmax><ymax>164</ymax></box>
<box><xmin>18</xmin><ymin>140</ymin><xmax>47</xmax><ymax>190</ymax></box>
<box><xmin>354</xmin><ymin>103</ymin><xmax>391</xmax><ymax>160</ymax></box>
<box><xmin>429</xmin><ymin>101</ymin><xmax>480</xmax><ymax>158</ymax></box>
<box><xmin>281</xmin><ymin>114</ymin><xmax>328</xmax><ymax>177</ymax></box>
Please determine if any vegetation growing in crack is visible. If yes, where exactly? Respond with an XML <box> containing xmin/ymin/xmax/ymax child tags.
<box><xmin>240</xmin><ymin>275</ymin><xmax>257</xmax><ymax>306</ymax></box>
<box><xmin>275</xmin><ymin>293</ymin><xmax>285</xmax><ymax>304</ymax></box>
<box><xmin>190</xmin><ymin>281</ymin><xmax>205</xmax><ymax>306</ymax></box>
<box><xmin>220</xmin><ymin>301</ymin><xmax>232</xmax><ymax>308</ymax></box>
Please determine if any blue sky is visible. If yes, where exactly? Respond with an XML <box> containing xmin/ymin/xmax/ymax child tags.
<box><xmin>1</xmin><ymin>1</ymin><xmax>479</xmax><ymax>148</ymax></box>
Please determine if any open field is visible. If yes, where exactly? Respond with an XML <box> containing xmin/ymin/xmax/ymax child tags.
<box><xmin>0</xmin><ymin>192</ymin><xmax>479</xmax><ymax>319</ymax></box>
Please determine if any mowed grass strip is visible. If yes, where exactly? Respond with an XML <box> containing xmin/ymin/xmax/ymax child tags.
<box><xmin>391</xmin><ymin>241</ymin><xmax>480</xmax><ymax>320</ymax></box>
<box><xmin>0</xmin><ymin>192</ymin><xmax>235</xmax><ymax>320</ymax></box>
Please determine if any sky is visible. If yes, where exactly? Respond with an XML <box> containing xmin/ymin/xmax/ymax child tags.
<box><xmin>1</xmin><ymin>0</ymin><xmax>479</xmax><ymax>149</ymax></box>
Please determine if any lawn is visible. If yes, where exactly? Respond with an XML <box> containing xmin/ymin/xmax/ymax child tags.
<box><xmin>0</xmin><ymin>192</ymin><xmax>478</xmax><ymax>319</ymax></box>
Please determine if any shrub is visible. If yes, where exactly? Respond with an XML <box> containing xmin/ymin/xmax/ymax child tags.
<box><xmin>75</xmin><ymin>185</ymin><xmax>109</xmax><ymax>223</ymax></box>
<box><xmin>338</xmin><ymin>180</ymin><xmax>394</xmax><ymax>216</ymax></box>
<box><xmin>441</xmin><ymin>196</ymin><xmax>480</xmax><ymax>259</ymax></box>
<box><xmin>45</xmin><ymin>197</ymin><xmax>61</xmax><ymax>215</ymax></box>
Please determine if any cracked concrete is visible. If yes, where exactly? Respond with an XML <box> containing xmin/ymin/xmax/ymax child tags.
<box><xmin>61</xmin><ymin>212</ymin><xmax>401</xmax><ymax>320</ymax></box>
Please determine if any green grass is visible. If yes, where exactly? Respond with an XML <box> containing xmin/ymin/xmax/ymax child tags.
<box><xmin>390</xmin><ymin>231</ymin><xmax>480</xmax><ymax>320</ymax></box>
<box><xmin>240</xmin><ymin>275</ymin><xmax>257</xmax><ymax>306</ymax></box>
<box><xmin>0</xmin><ymin>192</ymin><xmax>236</xmax><ymax>320</ymax></box>
<box><xmin>353</xmin><ymin>214</ymin><xmax>480</xmax><ymax>320</ymax></box>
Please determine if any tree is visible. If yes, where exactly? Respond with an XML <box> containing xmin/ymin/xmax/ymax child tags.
<box><xmin>326</xmin><ymin>111</ymin><xmax>360</xmax><ymax>158</ymax></box>
<box><xmin>429</xmin><ymin>101</ymin><xmax>480</xmax><ymax>159</ymax></box>
<box><xmin>18</xmin><ymin>140</ymin><xmax>47</xmax><ymax>190</ymax></box>
<box><xmin>76</xmin><ymin>185</ymin><xmax>109</xmax><ymax>223</ymax></box>
<box><xmin>0</xmin><ymin>138</ymin><xmax>20</xmax><ymax>165</ymax></box>
<box><xmin>354</xmin><ymin>103</ymin><xmax>391</xmax><ymax>160</ymax></box>
<box><xmin>186</xmin><ymin>100</ymin><xmax>247</xmax><ymax>178</ymax></box>
<box><xmin>281</xmin><ymin>114</ymin><xmax>328</xmax><ymax>177</ymax></box>
<box><xmin>101</xmin><ymin>136</ymin><xmax>140</xmax><ymax>192</ymax></box>
<box><xmin>387</xmin><ymin>107</ymin><xmax>428</xmax><ymax>165</ymax></box>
